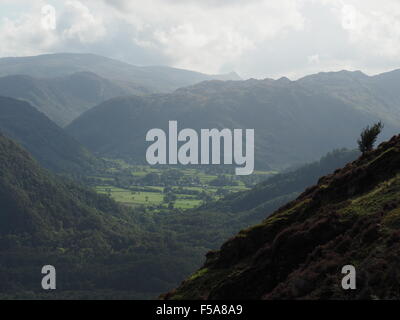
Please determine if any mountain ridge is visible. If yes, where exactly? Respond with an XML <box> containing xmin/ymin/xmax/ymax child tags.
<box><xmin>0</xmin><ymin>96</ymin><xmax>96</xmax><ymax>173</ymax></box>
<box><xmin>67</xmin><ymin>69</ymin><xmax>399</xmax><ymax>170</ymax></box>
<box><xmin>0</xmin><ymin>71</ymin><xmax>136</xmax><ymax>126</ymax></box>
<box><xmin>164</xmin><ymin>134</ymin><xmax>400</xmax><ymax>300</ymax></box>
<box><xmin>0</xmin><ymin>53</ymin><xmax>241</xmax><ymax>94</ymax></box>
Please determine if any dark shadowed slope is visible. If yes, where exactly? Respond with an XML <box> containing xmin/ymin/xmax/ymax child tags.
<box><xmin>165</xmin><ymin>134</ymin><xmax>400</xmax><ymax>300</ymax></box>
<box><xmin>0</xmin><ymin>96</ymin><xmax>96</xmax><ymax>173</ymax></box>
<box><xmin>158</xmin><ymin>149</ymin><xmax>361</xmax><ymax>261</ymax></box>
<box><xmin>0</xmin><ymin>133</ymin><xmax>142</xmax><ymax>298</ymax></box>
<box><xmin>0</xmin><ymin>134</ymin><xmax>203</xmax><ymax>299</ymax></box>
<box><xmin>0</xmin><ymin>133</ymin><xmax>128</xmax><ymax>235</ymax></box>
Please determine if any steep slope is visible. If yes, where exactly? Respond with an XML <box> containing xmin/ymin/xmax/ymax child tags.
<box><xmin>0</xmin><ymin>96</ymin><xmax>96</xmax><ymax>173</ymax></box>
<box><xmin>0</xmin><ymin>53</ymin><xmax>241</xmax><ymax>94</ymax></box>
<box><xmin>165</xmin><ymin>134</ymin><xmax>400</xmax><ymax>300</ymax></box>
<box><xmin>0</xmin><ymin>133</ymin><xmax>130</xmax><ymax>236</ymax></box>
<box><xmin>67</xmin><ymin>75</ymin><xmax>395</xmax><ymax>170</ymax></box>
<box><xmin>205</xmin><ymin>148</ymin><xmax>359</xmax><ymax>217</ymax></box>
<box><xmin>0</xmin><ymin>133</ymin><xmax>138</xmax><ymax>297</ymax></box>
<box><xmin>0</xmin><ymin>72</ymin><xmax>137</xmax><ymax>126</ymax></box>
<box><xmin>0</xmin><ymin>134</ymin><xmax>204</xmax><ymax>299</ymax></box>
<box><xmin>157</xmin><ymin>149</ymin><xmax>360</xmax><ymax>261</ymax></box>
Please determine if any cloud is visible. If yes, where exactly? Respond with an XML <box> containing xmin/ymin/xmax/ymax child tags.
<box><xmin>0</xmin><ymin>1</ymin><xmax>106</xmax><ymax>56</ymax></box>
<box><xmin>59</xmin><ymin>1</ymin><xmax>106</xmax><ymax>43</ymax></box>
<box><xmin>0</xmin><ymin>0</ymin><xmax>400</xmax><ymax>79</ymax></box>
<box><xmin>339</xmin><ymin>1</ymin><xmax>400</xmax><ymax>59</ymax></box>
<box><xmin>99</xmin><ymin>0</ymin><xmax>305</xmax><ymax>73</ymax></box>
<box><xmin>0</xmin><ymin>1</ymin><xmax>55</xmax><ymax>57</ymax></box>
<box><xmin>308</xmin><ymin>54</ymin><xmax>320</xmax><ymax>65</ymax></box>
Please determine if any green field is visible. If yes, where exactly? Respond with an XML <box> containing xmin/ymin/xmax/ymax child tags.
<box><xmin>91</xmin><ymin>161</ymin><xmax>276</xmax><ymax>210</ymax></box>
<box><xmin>95</xmin><ymin>186</ymin><xmax>203</xmax><ymax>209</ymax></box>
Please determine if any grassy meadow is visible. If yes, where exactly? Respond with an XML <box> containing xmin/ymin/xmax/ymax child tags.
<box><xmin>89</xmin><ymin>160</ymin><xmax>276</xmax><ymax>210</ymax></box>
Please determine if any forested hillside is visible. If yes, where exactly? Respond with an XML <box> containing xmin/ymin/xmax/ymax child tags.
<box><xmin>0</xmin><ymin>134</ymin><xmax>200</xmax><ymax>299</ymax></box>
<box><xmin>0</xmin><ymin>96</ymin><xmax>96</xmax><ymax>173</ymax></box>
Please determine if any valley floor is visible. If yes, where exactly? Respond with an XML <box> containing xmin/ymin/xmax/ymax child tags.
<box><xmin>86</xmin><ymin>160</ymin><xmax>275</xmax><ymax>211</ymax></box>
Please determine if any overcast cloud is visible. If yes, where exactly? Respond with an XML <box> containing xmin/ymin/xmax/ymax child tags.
<box><xmin>0</xmin><ymin>0</ymin><xmax>400</xmax><ymax>79</ymax></box>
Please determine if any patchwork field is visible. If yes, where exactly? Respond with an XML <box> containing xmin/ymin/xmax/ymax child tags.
<box><xmin>89</xmin><ymin>160</ymin><xmax>276</xmax><ymax>210</ymax></box>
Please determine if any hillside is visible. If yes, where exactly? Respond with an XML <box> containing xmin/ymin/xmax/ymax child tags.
<box><xmin>0</xmin><ymin>132</ymin><xmax>363</xmax><ymax>299</ymax></box>
<box><xmin>204</xmin><ymin>148</ymin><xmax>359</xmax><ymax>217</ymax></box>
<box><xmin>0</xmin><ymin>134</ymin><xmax>207</xmax><ymax>299</ymax></box>
<box><xmin>0</xmin><ymin>53</ymin><xmax>241</xmax><ymax>94</ymax></box>
<box><xmin>66</xmin><ymin>71</ymin><xmax>398</xmax><ymax>170</ymax></box>
<box><xmin>164</xmin><ymin>134</ymin><xmax>400</xmax><ymax>300</ymax></box>
<box><xmin>0</xmin><ymin>133</ymin><xmax>137</xmax><ymax>297</ymax></box>
<box><xmin>154</xmin><ymin>148</ymin><xmax>361</xmax><ymax>258</ymax></box>
<box><xmin>298</xmin><ymin>69</ymin><xmax>400</xmax><ymax>127</ymax></box>
<box><xmin>0</xmin><ymin>72</ymin><xmax>137</xmax><ymax>126</ymax></box>
<box><xmin>0</xmin><ymin>133</ymin><xmax>130</xmax><ymax>236</ymax></box>
<box><xmin>0</xmin><ymin>96</ymin><xmax>96</xmax><ymax>173</ymax></box>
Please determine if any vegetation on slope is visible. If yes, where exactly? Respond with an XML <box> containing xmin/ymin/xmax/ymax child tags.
<box><xmin>0</xmin><ymin>72</ymin><xmax>135</xmax><ymax>126</ymax></box>
<box><xmin>165</xmin><ymin>134</ymin><xmax>400</xmax><ymax>300</ymax></box>
<box><xmin>205</xmin><ymin>148</ymin><xmax>359</xmax><ymax>215</ymax></box>
<box><xmin>0</xmin><ymin>132</ymin><xmax>361</xmax><ymax>299</ymax></box>
<box><xmin>0</xmin><ymin>134</ymin><xmax>200</xmax><ymax>299</ymax></box>
<box><xmin>0</xmin><ymin>96</ymin><xmax>97</xmax><ymax>174</ymax></box>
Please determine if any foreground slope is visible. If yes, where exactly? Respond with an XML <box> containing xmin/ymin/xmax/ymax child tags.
<box><xmin>0</xmin><ymin>96</ymin><xmax>96</xmax><ymax>173</ymax></box>
<box><xmin>157</xmin><ymin>149</ymin><xmax>360</xmax><ymax>263</ymax></box>
<box><xmin>204</xmin><ymin>149</ymin><xmax>359</xmax><ymax>219</ymax></box>
<box><xmin>165</xmin><ymin>134</ymin><xmax>400</xmax><ymax>300</ymax></box>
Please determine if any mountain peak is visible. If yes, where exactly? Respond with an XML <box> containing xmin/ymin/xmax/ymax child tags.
<box><xmin>298</xmin><ymin>69</ymin><xmax>368</xmax><ymax>82</ymax></box>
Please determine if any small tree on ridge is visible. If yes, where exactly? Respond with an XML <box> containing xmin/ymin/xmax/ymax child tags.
<box><xmin>357</xmin><ymin>121</ymin><xmax>384</xmax><ymax>154</ymax></box>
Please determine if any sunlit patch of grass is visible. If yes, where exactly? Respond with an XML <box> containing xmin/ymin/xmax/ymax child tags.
<box><xmin>340</xmin><ymin>174</ymin><xmax>400</xmax><ymax>217</ymax></box>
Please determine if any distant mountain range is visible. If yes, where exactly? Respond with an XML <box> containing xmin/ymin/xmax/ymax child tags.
<box><xmin>0</xmin><ymin>96</ymin><xmax>96</xmax><ymax>173</ymax></box>
<box><xmin>165</xmin><ymin>134</ymin><xmax>400</xmax><ymax>300</ymax></box>
<box><xmin>66</xmin><ymin>69</ymin><xmax>400</xmax><ymax>170</ymax></box>
<box><xmin>0</xmin><ymin>53</ymin><xmax>241</xmax><ymax>92</ymax></box>
<box><xmin>0</xmin><ymin>53</ymin><xmax>240</xmax><ymax>126</ymax></box>
<box><xmin>1</xmin><ymin>53</ymin><xmax>399</xmax><ymax>172</ymax></box>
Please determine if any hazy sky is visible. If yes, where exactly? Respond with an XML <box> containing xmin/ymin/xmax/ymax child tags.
<box><xmin>1</xmin><ymin>0</ymin><xmax>400</xmax><ymax>79</ymax></box>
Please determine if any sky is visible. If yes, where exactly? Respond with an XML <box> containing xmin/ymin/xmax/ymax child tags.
<box><xmin>1</xmin><ymin>0</ymin><xmax>400</xmax><ymax>79</ymax></box>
